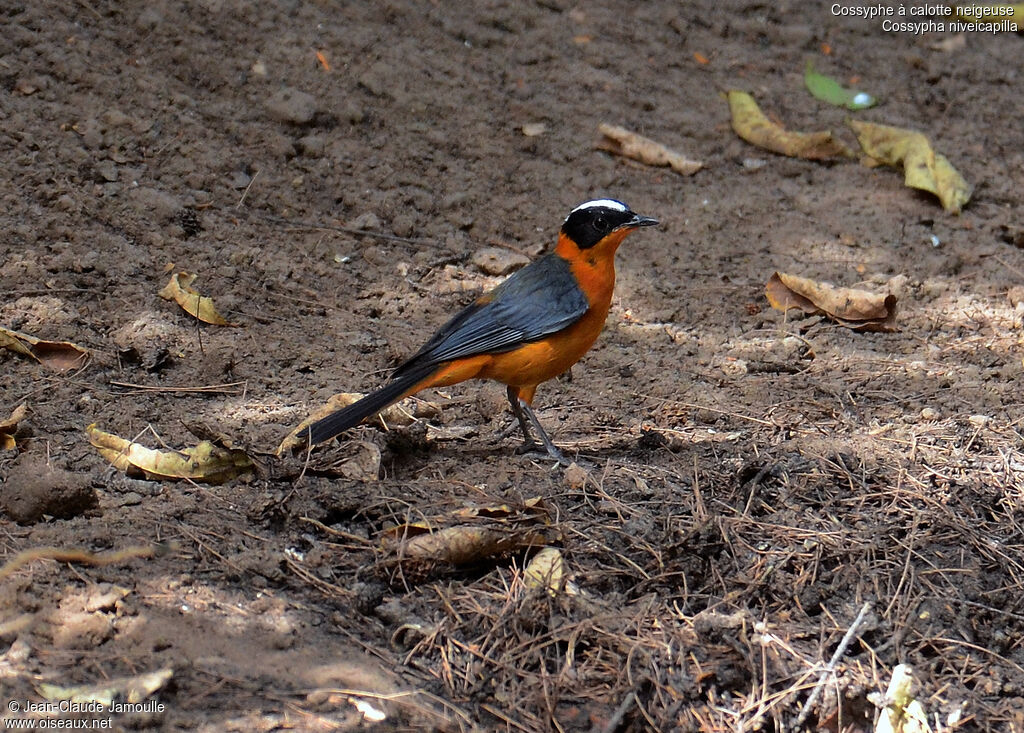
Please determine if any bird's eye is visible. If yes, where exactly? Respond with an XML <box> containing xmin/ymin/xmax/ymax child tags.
<box><xmin>594</xmin><ymin>217</ymin><xmax>607</xmax><ymax>231</ymax></box>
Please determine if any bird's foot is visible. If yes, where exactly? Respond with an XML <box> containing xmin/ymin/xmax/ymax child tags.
<box><xmin>516</xmin><ymin>440</ymin><xmax>571</xmax><ymax>467</ymax></box>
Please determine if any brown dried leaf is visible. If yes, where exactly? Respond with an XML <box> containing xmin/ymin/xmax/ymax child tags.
<box><xmin>453</xmin><ymin>496</ymin><xmax>550</xmax><ymax>522</ymax></box>
<box><xmin>727</xmin><ymin>90</ymin><xmax>854</xmax><ymax>160</ymax></box>
<box><xmin>0</xmin><ymin>404</ymin><xmax>27</xmax><ymax>450</ymax></box>
<box><xmin>158</xmin><ymin>271</ymin><xmax>235</xmax><ymax>325</ymax></box>
<box><xmin>87</xmin><ymin>424</ymin><xmax>255</xmax><ymax>483</ymax></box>
<box><xmin>597</xmin><ymin>123</ymin><xmax>703</xmax><ymax>175</ymax></box>
<box><xmin>0</xmin><ymin>326</ymin><xmax>89</xmax><ymax>371</ymax></box>
<box><xmin>766</xmin><ymin>272</ymin><xmax>897</xmax><ymax>331</ymax></box>
<box><xmin>387</xmin><ymin>525</ymin><xmax>548</xmax><ymax>566</ymax></box>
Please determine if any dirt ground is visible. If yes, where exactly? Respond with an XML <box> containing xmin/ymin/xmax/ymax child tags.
<box><xmin>2</xmin><ymin>1</ymin><xmax>1024</xmax><ymax>731</ymax></box>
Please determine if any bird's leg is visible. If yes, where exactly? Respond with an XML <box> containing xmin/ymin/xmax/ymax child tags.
<box><xmin>506</xmin><ymin>386</ymin><xmax>569</xmax><ymax>466</ymax></box>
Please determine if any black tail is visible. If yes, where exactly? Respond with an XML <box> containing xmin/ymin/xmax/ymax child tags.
<box><xmin>305</xmin><ymin>362</ymin><xmax>436</xmax><ymax>445</ymax></box>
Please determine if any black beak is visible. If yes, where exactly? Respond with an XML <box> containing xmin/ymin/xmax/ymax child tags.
<box><xmin>625</xmin><ymin>213</ymin><xmax>659</xmax><ymax>228</ymax></box>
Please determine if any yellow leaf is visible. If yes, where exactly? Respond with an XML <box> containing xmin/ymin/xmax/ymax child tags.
<box><xmin>0</xmin><ymin>404</ymin><xmax>27</xmax><ymax>450</ymax></box>
<box><xmin>875</xmin><ymin>664</ymin><xmax>931</xmax><ymax>733</ymax></box>
<box><xmin>158</xmin><ymin>271</ymin><xmax>235</xmax><ymax>325</ymax></box>
<box><xmin>766</xmin><ymin>272</ymin><xmax>897</xmax><ymax>331</ymax></box>
<box><xmin>0</xmin><ymin>326</ymin><xmax>89</xmax><ymax>371</ymax></box>
<box><xmin>38</xmin><ymin>667</ymin><xmax>173</xmax><ymax>708</ymax></box>
<box><xmin>727</xmin><ymin>90</ymin><xmax>854</xmax><ymax>160</ymax></box>
<box><xmin>596</xmin><ymin>123</ymin><xmax>703</xmax><ymax>175</ymax></box>
<box><xmin>848</xmin><ymin>120</ymin><xmax>972</xmax><ymax>214</ymax></box>
<box><xmin>87</xmin><ymin>424</ymin><xmax>254</xmax><ymax>484</ymax></box>
<box><xmin>524</xmin><ymin>547</ymin><xmax>567</xmax><ymax>596</ymax></box>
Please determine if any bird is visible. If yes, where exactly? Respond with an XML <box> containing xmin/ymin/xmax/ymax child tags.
<box><xmin>301</xmin><ymin>199</ymin><xmax>658</xmax><ymax>464</ymax></box>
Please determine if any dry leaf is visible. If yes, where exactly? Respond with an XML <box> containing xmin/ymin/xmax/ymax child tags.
<box><xmin>0</xmin><ymin>404</ymin><xmax>27</xmax><ymax>450</ymax></box>
<box><xmin>727</xmin><ymin>90</ymin><xmax>854</xmax><ymax>160</ymax></box>
<box><xmin>766</xmin><ymin>271</ymin><xmax>897</xmax><ymax>331</ymax></box>
<box><xmin>158</xmin><ymin>271</ymin><xmax>235</xmax><ymax>325</ymax></box>
<box><xmin>524</xmin><ymin>547</ymin><xmax>567</xmax><ymax>596</ymax></box>
<box><xmin>453</xmin><ymin>496</ymin><xmax>549</xmax><ymax>522</ymax></box>
<box><xmin>874</xmin><ymin>664</ymin><xmax>930</xmax><ymax>733</ymax></box>
<box><xmin>38</xmin><ymin>667</ymin><xmax>173</xmax><ymax>707</ymax></box>
<box><xmin>848</xmin><ymin>120</ymin><xmax>972</xmax><ymax>214</ymax></box>
<box><xmin>87</xmin><ymin>424</ymin><xmax>255</xmax><ymax>483</ymax></box>
<box><xmin>380</xmin><ymin>500</ymin><xmax>554</xmax><ymax>580</ymax></box>
<box><xmin>387</xmin><ymin>525</ymin><xmax>548</xmax><ymax>566</ymax></box>
<box><xmin>596</xmin><ymin>123</ymin><xmax>703</xmax><ymax>175</ymax></box>
<box><xmin>0</xmin><ymin>326</ymin><xmax>89</xmax><ymax>371</ymax></box>
<box><xmin>277</xmin><ymin>392</ymin><xmax>440</xmax><ymax>454</ymax></box>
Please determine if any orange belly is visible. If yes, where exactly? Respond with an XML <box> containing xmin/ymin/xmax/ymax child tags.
<box><xmin>410</xmin><ymin>302</ymin><xmax>610</xmax><ymax>401</ymax></box>
<box><xmin>481</xmin><ymin>305</ymin><xmax>608</xmax><ymax>387</ymax></box>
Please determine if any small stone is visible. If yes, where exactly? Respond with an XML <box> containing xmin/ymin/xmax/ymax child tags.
<box><xmin>15</xmin><ymin>74</ymin><xmax>49</xmax><ymax>95</ymax></box>
<box><xmin>391</xmin><ymin>213</ymin><xmax>415</xmax><ymax>238</ymax></box>
<box><xmin>95</xmin><ymin>160</ymin><xmax>118</xmax><ymax>182</ymax></box>
<box><xmin>0</xmin><ymin>456</ymin><xmax>96</xmax><ymax>523</ymax></box>
<box><xmin>1008</xmin><ymin>285</ymin><xmax>1024</xmax><ymax>308</ymax></box>
<box><xmin>265</xmin><ymin>87</ymin><xmax>317</xmax><ymax>125</ymax></box>
<box><xmin>296</xmin><ymin>134</ymin><xmax>325</xmax><ymax>156</ymax></box>
<box><xmin>564</xmin><ymin>462</ymin><xmax>588</xmax><ymax>490</ymax></box>
<box><xmin>720</xmin><ymin>358</ymin><xmax>748</xmax><ymax>376</ymax></box>
<box><xmin>118</xmin><ymin>492</ymin><xmax>144</xmax><ymax>507</ymax></box>
<box><xmin>84</xmin><ymin>585</ymin><xmax>130</xmax><ymax>613</ymax></box>
<box><xmin>341</xmin><ymin>99</ymin><xmax>365</xmax><ymax>124</ymax></box>
<box><xmin>349</xmin><ymin>212</ymin><xmax>381</xmax><ymax>231</ymax></box>
<box><xmin>78</xmin><ymin>120</ymin><xmax>104</xmax><ymax>149</ymax></box>
<box><xmin>136</xmin><ymin>6</ymin><xmax>163</xmax><ymax>30</ymax></box>
<box><xmin>227</xmin><ymin>170</ymin><xmax>252</xmax><ymax>189</ymax></box>
<box><xmin>920</xmin><ymin>407</ymin><xmax>938</xmax><ymax>420</ymax></box>
<box><xmin>101</xmin><ymin>109</ymin><xmax>131</xmax><ymax>127</ymax></box>
<box><xmin>887</xmin><ymin>274</ymin><xmax>911</xmax><ymax>298</ymax></box>
<box><xmin>357</xmin><ymin>61</ymin><xmax>394</xmax><ymax>97</ymax></box>
<box><xmin>968</xmin><ymin>415</ymin><xmax>991</xmax><ymax>429</ymax></box>
<box><xmin>472</xmin><ymin>247</ymin><xmax>530</xmax><ymax>276</ymax></box>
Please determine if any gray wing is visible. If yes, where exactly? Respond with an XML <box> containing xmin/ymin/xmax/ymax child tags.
<box><xmin>391</xmin><ymin>253</ymin><xmax>589</xmax><ymax>380</ymax></box>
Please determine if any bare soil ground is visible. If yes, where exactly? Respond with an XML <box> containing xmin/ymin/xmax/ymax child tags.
<box><xmin>2</xmin><ymin>2</ymin><xmax>1023</xmax><ymax>731</ymax></box>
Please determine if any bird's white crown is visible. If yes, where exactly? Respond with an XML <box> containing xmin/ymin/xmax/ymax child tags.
<box><xmin>567</xmin><ymin>199</ymin><xmax>627</xmax><ymax>219</ymax></box>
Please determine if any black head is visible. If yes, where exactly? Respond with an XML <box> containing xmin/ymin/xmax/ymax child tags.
<box><xmin>560</xmin><ymin>199</ymin><xmax>659</xmax><ymax>249</ymax></box>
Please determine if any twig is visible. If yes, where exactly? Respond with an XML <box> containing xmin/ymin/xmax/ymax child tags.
<box><xmin>109</xmin><ymin>380</ymin><xmax>247</xmax><ymax>394</ymax></box>
<box><xmin>235</xmin><ymin>168</ymin><xmax>260</xmax><ymax>208</ymax></box>
<box><xmin>795</xmin><ymin>601</ymin><xmax>872</xmax><ymax>727</ymax></box>
<box><xmin>298</xmin><ymin>516</ymin><xmax>375</xmax><ymax>546</ymax></box>
<box><xmin>0</xmin><ymin>543</ymin><xmax>174</xmax><ymax>581</ymax></box>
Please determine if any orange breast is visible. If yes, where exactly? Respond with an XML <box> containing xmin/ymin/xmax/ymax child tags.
<box><xmin>415</xmin><ymin>234</ymin><xmax>621</xmax><ymax>397</ymax></box>
<box><xmin>482</xmin><ymin>250</ymin><xmax>616</xmax><ymax>389</ymax></box>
